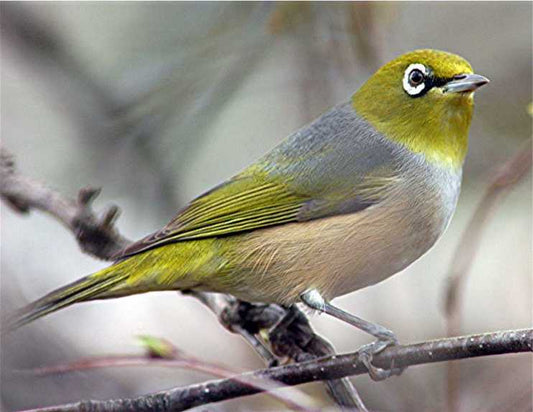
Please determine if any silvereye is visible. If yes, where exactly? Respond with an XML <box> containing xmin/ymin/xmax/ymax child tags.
<box><xmin>11</xmin><ymin>49</ymin><xmax>488</xmax><ymax>376</ymax></box>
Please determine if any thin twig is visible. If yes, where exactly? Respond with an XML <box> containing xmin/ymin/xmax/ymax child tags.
<box><xmin>20</xmin><ymin>328</ymin><xmax>533</xmax><ymax>412</ymax></box>
<box><xmin>443</xmin><ymin>139</ymin><xmax>532</xmax><ymax>412</ymax></box>
<box><xmin>0</xmin><ymin>148</ymin><xmax>129</xmax><ymax>259</ymax></box>
<box><xmin>24</xmin><ymin>355</ymin><xmax>318</xmax><ymax>412</ymax></box>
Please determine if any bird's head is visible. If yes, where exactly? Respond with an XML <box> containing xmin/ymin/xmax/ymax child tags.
<box><xmin>353</xmin><ymin>49</ymin><xmax>489</xmax><ymax>170</ymax></box>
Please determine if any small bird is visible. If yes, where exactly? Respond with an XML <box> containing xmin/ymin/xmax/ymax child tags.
<box><xmin>11</xmin><ymin>49</ymin><xmax>488</xmax><ymax>377</ymax></box>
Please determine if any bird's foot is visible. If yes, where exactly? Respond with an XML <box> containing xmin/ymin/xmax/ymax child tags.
<box><xmin>357</xmin><ymin>337</ymin><xmax>405</xmax><ymax>381</ymax></box>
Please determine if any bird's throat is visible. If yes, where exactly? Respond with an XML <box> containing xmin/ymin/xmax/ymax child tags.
<box><xmin>352</xmin><ymin>90</ymin><xmax>472</xmax><ymax>171</ymax></box>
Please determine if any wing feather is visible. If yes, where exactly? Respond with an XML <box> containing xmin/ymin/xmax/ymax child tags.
<box><xmin>118</xmin><ymin>175</ymin><xmax>310</xmax><ymax>257</ymax></box>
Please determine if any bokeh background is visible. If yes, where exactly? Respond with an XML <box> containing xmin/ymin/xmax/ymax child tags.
<box><xmin>1</xmin><ymin>2</ymin><xmax>531</xmax><ymax>411</ymax></box>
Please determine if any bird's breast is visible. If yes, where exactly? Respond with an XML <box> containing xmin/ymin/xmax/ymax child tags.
<box><xmin>216</xmin><ymin>158</ymin><xmax>462</xmax><ymax>305</ymax></box>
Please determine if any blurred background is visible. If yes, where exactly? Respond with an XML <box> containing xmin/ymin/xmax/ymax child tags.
<box><xmin>1</xmin><ymin>2</ymin><xmax>531</xmax><ymax>411</ymax></box>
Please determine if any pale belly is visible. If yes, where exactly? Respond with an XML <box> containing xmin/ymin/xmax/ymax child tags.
<box><xmin>211</xmin><ymin>169</ymin><xmax>461</xmax><ymax>305</ymax></box>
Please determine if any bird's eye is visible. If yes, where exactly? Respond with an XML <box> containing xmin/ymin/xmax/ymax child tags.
<box><xmin>403</xmin><ymin>63</ymin><xmax>429</xmax><ymax>97</ymax></box>
<box><xmin>408</xmin><ymin>69</ymin><xmax>424</xmax><ymax>86</ymax></box>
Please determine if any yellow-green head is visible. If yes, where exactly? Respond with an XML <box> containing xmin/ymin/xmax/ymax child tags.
<box><xmin>353</xmin><ymin>49</ymin><xmax>488</xmax><ymax>170</ymax></box>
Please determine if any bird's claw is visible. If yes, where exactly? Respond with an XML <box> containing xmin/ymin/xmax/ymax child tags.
<box><xmin>358</xmin><ymin>339</ymin><xmax>405</xmax><ymax>381</ymax></box>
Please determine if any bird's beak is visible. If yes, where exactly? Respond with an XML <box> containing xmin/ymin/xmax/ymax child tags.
<box><xmin>443</xmin><ymin>73</ymin><xmax>490</xmax><ymax>93</ymax></box>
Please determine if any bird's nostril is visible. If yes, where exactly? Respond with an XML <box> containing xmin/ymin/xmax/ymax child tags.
<box><xmin>453</xmin><ymin>74</ymin><xmax>468</xmax><ymax>80</ymax></box>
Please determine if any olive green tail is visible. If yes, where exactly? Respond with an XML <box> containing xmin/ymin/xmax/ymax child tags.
<box><xmin>8</xmin><ymin>266</ymin><xmax>130</xmax><ymax>331</ymax></box>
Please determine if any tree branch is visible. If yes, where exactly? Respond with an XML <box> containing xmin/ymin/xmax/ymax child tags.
<box><xmin>0</xmin><ymin>148</ymin><xmax>130</xmax><ymax>259</ymax></box>
<box><xmin>21</xmin><ymin>329</ymin><xmax>533</xmax><ymax>412</ymax></box>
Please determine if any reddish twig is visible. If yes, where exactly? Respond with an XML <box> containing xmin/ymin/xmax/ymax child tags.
<box><xmin>23</xmin><ymin>344</ymin><xmax>319</xmax><ymax>412</ymax></box>
<box><xmin>443</xmin><ymin>139</ymin><xmax>532</xmax><ymax>412</ymax></box>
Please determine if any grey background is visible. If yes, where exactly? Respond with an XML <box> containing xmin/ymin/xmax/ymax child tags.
<box><xmin>1</xmin><ymin>2</ymin><xmax>531</xmax><ymax>411</ymax></box>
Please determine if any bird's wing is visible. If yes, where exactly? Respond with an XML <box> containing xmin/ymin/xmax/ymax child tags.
<box><xmin>118</xmin><ymin>174</ymin><xmax>311</xmax><ymax>257</ymax></box>
<box><xmin>117</xmin><ymin>103</ymin><xmax>400</xmax><ymax>258</ymax></box>
<box><xmin>118</xmin><ymin>172</ymin><xmax>393</xmax><ymax>258</ymax></box>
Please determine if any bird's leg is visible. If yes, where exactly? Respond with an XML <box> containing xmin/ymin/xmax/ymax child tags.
<box><xmin>300</xmin><ymin>289</ymin><xmax>404</xmax><ymax>381</ymax></box>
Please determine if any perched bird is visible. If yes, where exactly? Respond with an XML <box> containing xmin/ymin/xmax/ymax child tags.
<box><xmin>11</xmin><ymin>49</ymin><xmax>488</xmax><ymax>377</ymax></box>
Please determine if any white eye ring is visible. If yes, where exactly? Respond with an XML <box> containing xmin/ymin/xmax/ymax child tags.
<box><xmin>403</xmin><ymin>63</ymin><xmax>428</xmax><ymax>96</ymax></box>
